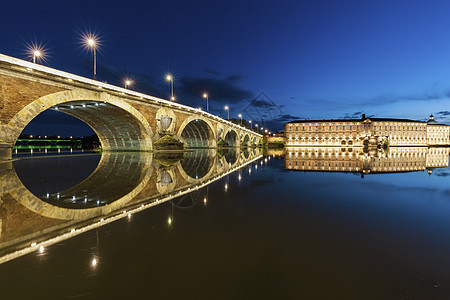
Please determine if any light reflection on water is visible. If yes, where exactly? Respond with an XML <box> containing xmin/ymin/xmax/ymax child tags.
<box><xmin>1</xmin><ymin>147</ymin><xmax>450</xmax><ymax>298</ymax></box>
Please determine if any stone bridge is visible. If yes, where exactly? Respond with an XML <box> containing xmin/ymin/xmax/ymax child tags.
<box><xmin>0</xmin><ymin>54</ymin><xmax>262</xmax><ymax>159</ymax></box>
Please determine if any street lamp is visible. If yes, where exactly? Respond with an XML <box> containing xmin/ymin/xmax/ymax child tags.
<box><xmin>85</xmin><ymin>36</ymin><xmax>98</xmax><ymax>80</ymax></box>
<box><xmin>33</xmin><ymin>50</ymin><xmax>41</xmax><ymax>64</ymax></box>
<box><xmin>203</xmin><ymin>93</ymin><xmax>209</xmax><ymax>112</ymax></box>
<box><xmin>238</xmin><ymin>113</ymin><xmax>242</xmax><ymax>125</ymax></box>
<box><xmin>166</xmin><ymin>74</ymin><xmax>174</xmax><ymax>101</ymax></box>
<box><xmin>249</xmin><ymin>120</ymin><xmax>252</xmax><ymax>128</ymax></box>
<box><xmin>124</xmin><ymin>79</ymin><xmax>133</xmax><ymax>89</ymax></box>
<box><xmin>224</xmin><ymin>106</ymin><xmax>229</xmax><ymax>120</ymax></box>
<box><xmin>255</xmin><ymin>124</ymin><xmax>258</xmax><ymax>131</ymax></box>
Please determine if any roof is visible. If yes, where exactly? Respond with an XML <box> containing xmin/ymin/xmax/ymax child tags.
<box><xmin>427</xmin><ymin>114</ymin><xmax>440</xmax><ymax>125</ymax></box>
<box><xmin>286</xmin><ymin>117</ymin><xmax>425</xmax><ymax>124</ymax></box>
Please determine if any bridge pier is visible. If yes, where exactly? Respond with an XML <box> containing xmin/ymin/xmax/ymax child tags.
<box><xmin>0</xmin><ymin>144</ymin><xmax>13</xmax><ymax>161</ymax></box>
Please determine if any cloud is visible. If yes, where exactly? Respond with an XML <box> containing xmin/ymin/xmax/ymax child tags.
<box><xmin>250</xmin><ymin>99</ymin><xmax>277</xmax><ymax>108</ymax></box>
<box><xmin>274</xmin><ymin>114</ymin><xmax>302</xmax><ymax>122</ymax></box>
<box><xmin>203</xmin><ymin>68</ymin><xmax>221</xmax><ymax>76</ymax></box>
<box><xmin>178</xmin><ymin>76</ymin><xmax>253</xmax><ymax>105</ymax></box>
<box><xmin>436</xmin><ymin>111</ymin><xmax>450</xmax><ymax>116</ymax></box>
<box><xmin>226</xmin><ymin>74</ymin><xmax>244</xmax><ymax>81</ymax></box>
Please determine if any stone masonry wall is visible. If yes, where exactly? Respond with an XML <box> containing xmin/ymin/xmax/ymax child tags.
<box><xmin>0</xmin><ymin>74</ymin><xmax>65</xmax><ymax>124</ymax></box>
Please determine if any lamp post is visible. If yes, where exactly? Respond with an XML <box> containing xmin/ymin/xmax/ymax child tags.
<box><xmin>166</xmin><ymin>74</ymin><xmax>174</xmax><ymax>101</ymax></box>
<box><xmin>238</xmin><ymin>114</ymin><xmax>242</xmax><ymax>125</ymax></box>
<box><xmin>86</xmin><ymin>37</ymin><xmax>97</xmax><ymax>80</ymax></box>
<box><xmin>224</xmin><ymin>106</ymin><xmax>229</xmax><ymax>120</ymax></box>
<box><xmin>124</xmin><ymin>79</ymin><xmax>132</xmax><ymax>89</ymax></box>
<box><xmin>203</xmin><ymin>93</ymin><xmax>209</xmax><ymax>112</ymax></box>
<box><xmin>255</xmin><ymin>124</ymin><xmax>258</xmax><ymax>132</ymax></box>
<box><xmin>33</xmin><ymin>50</ymin><xmax>41</xmax><ymax>64</ymax></box>
<box><xmin>249</xmin><ymin>120</ymin><xmax>252</xmax><ymax>129</ymax></box>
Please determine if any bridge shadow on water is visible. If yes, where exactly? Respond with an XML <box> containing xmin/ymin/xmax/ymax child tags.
<box><xmin>0</xmin><ymin>148</ymin><xmax>262</xmax><ymax>262</ymax></box>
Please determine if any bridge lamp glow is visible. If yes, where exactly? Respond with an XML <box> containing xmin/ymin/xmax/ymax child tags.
<box><xmin>91</xmin><ymin>258</ymin><xmax>98</xmax><ymax>267</ymax></box>
<box><xmin>124</xmin><ymin>79</ymin><xmax>133</xmax><ymax>89</ymax></box>
<box><xmin>166</xmin><ymin>74</ymin><xmax>174</xmax><ymax>100</ymax></box>
<box><xmin>238</xmin><ymin>113</ymin><xmax>242</xmax><ymax>125</ymax></box>
<box><xmin>204</xmin><ymin>197</ymin><xmax>207</xmax><ymax>205</ymax></box>
<box><xmin>224</xmin><ymin>106</ymin><xmax>229</xmax><ymax>120</ymax></box>
<box><xmin>168</xmin><ymin>217</ymin><xmax>172</xmax><ymax>225</ymax></box>
<box><xmin>39</xmin><ymin>246</ymin><xmax>44</xmax><ymax>253</ymax></box>
<box><xmin>33</xmin><ymin>50</ymin><xmax>41</xmax><ymax>64</ymax></box>
<box><xmin>203</xmin><ymin>93</ymin><xmax>209</xmax><ymax>112</ymax></box>
<box><xmin>249</xmin><ymin>120</ymin><xmax>252</xmax><ymax>128</ymax></box>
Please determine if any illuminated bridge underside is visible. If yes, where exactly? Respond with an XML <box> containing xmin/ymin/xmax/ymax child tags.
<box><xmin>58</xmin><ymin>101</ymin><xmax>147</xmax><ymax>151</ymax></box>
<box><xmin>181</xmin><ymin>120</ymin><xmax>213</xmax><ymax>148</ymax></box>
<box><xmin>224</xmin><ymin>130</ymin><xmax>238</xmax><ymax>147</ymax></box>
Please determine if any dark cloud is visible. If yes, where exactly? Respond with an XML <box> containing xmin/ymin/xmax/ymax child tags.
<box><xmin>290</xmin><ymin>96</ymin><xmax>295</xmax><ymax>100</ymax></box>
<box><xmin>226</xmin><ymin>74</ymin><xmax>244</xmax><ymax>81</ymax></box>
<box><xmin>178</xmin><ymin>76</ymin><xmax>253</xmax><ymax>105</ymax></box>
<box><xmin>203</xmin><ymin>68</ymin><xmax>221</xmax><ymax>76</ymax></box>
<box><xmin>343</xmin><ymin>111</ymin><xmax>363</xmax><ymax>119</ymax></box>
<box><xmin>275</xmin><ymin>114</ymin><xmax>302</xmax><ymax>122</ymax></box>
<box><xmin>251</xmin><ymin>99</ymin><xmax>277</xmax><ymax>108</ymax></box>
<box><xmin>341</xmin><ymin>111</ymin><xmax>375</xmax><ymax>119</ymax></box>
<box><xmin>436</xmin><ymin>111</ymin><xmax>450</xmax><ymax>116</ymax></box>
<box><xmin>434</xmin><ymin>171</ymin><xmax>450</xmax><ymax>177</ymax></box>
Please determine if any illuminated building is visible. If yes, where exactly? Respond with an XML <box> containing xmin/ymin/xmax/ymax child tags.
<box><xmin>284</xmin><ymin>114</ymin><xmax>449</xmax><ymax>147</ymax></box>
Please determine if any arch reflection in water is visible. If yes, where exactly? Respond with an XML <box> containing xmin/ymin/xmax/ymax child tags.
<box><xmin>0</xmin><ymin>148</ymin><xmax>262</xmax><ymax>264</ymax></box>
<box><xmin>284</xmin><ymin>147</ymin><xmax>449</xmax><ymax>175</ymax></box>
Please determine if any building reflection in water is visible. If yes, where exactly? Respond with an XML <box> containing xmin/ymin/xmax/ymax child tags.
<box><xmin>0</xmin><ymin>148</ymin><xmax>262</xmax><ymax>264</ymax></box>
<box><xmin>284</xmin><ymin>147</ymin><xmax>449</xmax><ymax>176</ymax></box>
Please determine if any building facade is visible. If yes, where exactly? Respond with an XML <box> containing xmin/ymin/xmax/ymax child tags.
<box><xmin>284</xmin><ymin>115</ymin><xmax>449</xmax><ymax>147</ymax></box>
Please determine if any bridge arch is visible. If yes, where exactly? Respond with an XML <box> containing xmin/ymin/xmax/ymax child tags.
<box><xmin>177</xmin><ymin>116</ymin><xmax>216</xmax><ymax>148</ymax></box>
<box><xmin>224</xmin><ymin>129</ymin><xmax>238</xmax><ymax>147</ymax></box>
<box><xmin>242</xmin><ymin>133</ymin><xmax>250</xmax><ymax>144</ymax></box>
<box><xmin>7</xmin><ymin>89</ymin><xmax>153</xmax><ymax>151</ymax></box>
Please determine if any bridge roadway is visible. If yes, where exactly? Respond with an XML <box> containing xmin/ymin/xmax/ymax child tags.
<box><xmin>0</xmin><ymin>53</ymin><xmax>262</xmax><ymax>159</ymax></box>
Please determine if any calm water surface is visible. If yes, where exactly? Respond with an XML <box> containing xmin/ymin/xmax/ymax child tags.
<box><xmin>1</xmin><ymin>147</ymin><xmax>450</xmax><ymax>299</ymax></box>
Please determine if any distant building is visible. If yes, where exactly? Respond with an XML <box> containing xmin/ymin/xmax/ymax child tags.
<box><xmin>272</xmin><ymin>131</ymin><xmax>285</xmax><ymax>137</ymax></box>
<box><xmin>284</xmin><ymin>114</ymin><xmax>449</xmax><ymax>147</ymax></box>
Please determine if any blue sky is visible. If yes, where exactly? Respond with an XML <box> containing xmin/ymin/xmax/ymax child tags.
<box><xmin>2</xmin><ymin>0</ymin><xmax>450</xmax><ymax>134</ymax></box>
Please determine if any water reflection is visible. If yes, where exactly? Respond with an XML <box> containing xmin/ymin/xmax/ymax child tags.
<box><xmin>0</xmin><ymin>148</ymin><xmax>262</xmax><ymax>263</ymax></box>
<box><xmin>284</xmin><ymin>147</ymin><xmax>449</xmax><ymax>175</ymax></box>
